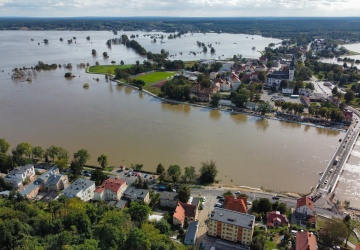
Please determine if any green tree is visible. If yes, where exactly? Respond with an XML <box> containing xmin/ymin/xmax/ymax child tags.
<box><xmin>257</xmin><ymin>101</ymin><xmax>272</xmax><ymax>116</ymax></box>
<box><xmin>0</xmin><ymin>138</ymin><xmax>10</xmax><ymax>153</ymax></box>
<box><xmin>13</xmin><ymin>142</ymin><xmax>32</xmax><ymax>159</ymax></box>
<box><xmin>125</xmin><ymin>227</ymin><xmax>150</xmax><ymax>250</ymax></box>
<box><xmin>178</xmin><ymin>185</ymin><xmax>190</xmax><ymax>203</ymax></box>
<box><xmin>344</xmin><ymin>90</ymin><xmax>355</xmax><ymax>103</ymax></box>
<box><xmin>156</xmin><ymin>163</ymin><xmax>165</xmax><ymax>175</ymax></box>
<box><xmin>70</xmin><ymin>160</ymin><xmax>83</xmax><ymax>176</ymax></box>
<box><xmin>320</xmin><ymin>218</ymin><xmax>347</xmax><ymax>246</ymax></box>
<box><xmin>343</xmin><ymin>215</ymin><xmax>360</xmax><ymax>247</ymax></box>
<box><xmin>32</xmin><ymin>146</ymin><xmax>44</xmax><ymax>160</ymax></box>
<box><xmin>258</xmin><ymin>71</ymin><xmax>266</xmax><ymax>83</ymax></box>
<box><xmin>154</xmin><ymin>218</ymin><xmax>171</xmax><ymax>235</ymax></box>
<box><xmin>182</xmin><ymin>166</ymin><xmax>197</xmax><ymax>183</ymax></box>
<box><xmin>210</xmin><ymin>93</ymin><xmax>221</xmax><ymax>107</ymax></box>
<box><xmin>167</xmin><ymin>164</ymin><xmax>182</xmax><ymax>182</ymax></box>
<box><xmin>97</xmin><ymin>154</ymin><xmax>108</xmax><ymax>169</ymax></box>
<box><xmin>199</xmin><ymin>160</ymin><xmax>218</xmax><ymax>184</ymax></box>
<box><xmin>128</xmin><ymin>201</ymin><xmax>151</xmax><ymax>225</ymax></box>
<box><xmin>332</xmin><ymin>86</ymin><xmax>338</xmax><ymax>95</ymax></box>
<box><xmin>132</xmin><ymin>79</ymin><xmax>146</xmax><ymax>91</ymax></box>
<box><xmin>91</xmin><ymin>169</ymin><xmax>108</xmax><ymax>185</ymax></box>
<box><xmin>73</xmin><ymin>149</ymin><xmax>90</xmax><ymax>166</ymax></box>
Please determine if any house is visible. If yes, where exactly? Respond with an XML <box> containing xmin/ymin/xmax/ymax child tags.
<box><xmin>229</xmin><ymin>72</ymin><xmax>241</xmax><ymax>90</ymax></box>
<box><xmin>210</xmin><ymin>72</ymin><xmax>218</xmax><ymax>80</ymax></box>
<box><xmin>195</xmin><ymin>89</ymin><xmax>211</xmax><ymax>102</ymax></box>
<box><xmin>218</xmin><ymin>61</ymin><xmax>234</xmax><ymax>73</ymax></box>
<box><xmin>108</xmin><ymin>199</ymin><xmax>128</xmax><ymax>209</ymax></box>
<box><xmin>296</xmin><ymin>232</ymin><xmax>317</xmax><ymax>250</ymax></box>
<box><xmin>5</xmin><ymin>164</ymin><xmax>35</xmax><ymax>188</ymax></box>
<box><xmin>207</xmin><ymin>208</ymin><xmax>255</xmax><ymax>245</ymax></box>
<box><xmin>220</xmin><ymin>80</ymin><xmax>231</xmax><ymax>91</ymax></box>
<box><xmin>282</xmin><ymin>88</ymin><xmax>294</xmax><ymax>95</ymax></box>
<box><xmin>224</xmin><ymin>195</ymin><xmax>247</xmax><ymax>213</ymax></box>
<box><xmin>93</xmin><ymin>177</ymin><xmax>127</xmax><ymax>201</ymax></box>
<box><xmin>123</xmin><ymin>187</ymin><xmax>150</xmax><ymax>204</ymax></box>
<box><xmin>266</xmin><ymin>211</ymin><xmax>289</xmax><ymax>227</ymax></box>
<box><xmin>62</xmin><ymin>178</ymin><xmax>95</xmax><ymax>201</ymax></box>
<box><xmin>343</xmin><ymin>110</ymin><xmax>353</xmax><ymax>122</ymax></box>
<box><xmin>266</xmin><ymin>55</ymin><xmax>295</xmax><ymax>89</ymax></box>
<box><xmin>299</xmin><ymin>88</ymin><xmax>312</xmax><ymax>97</ymax></box>
<box><xmin>184</xmin><ymin>221</ymin><xmax>199</xmax><ymax>245</ymax></box>
<box><xmin>160</xmin><ymin>191</ymin><xmax>179</xmax><ymax>209</ymax></box>
<box><xmin>19</xmin><ymin>167</ymin><xmax>68</xmax><ymax>199</ymax></box>
<box><xmin>296</xmin><ymin>196</ymin><xmax>315</xmax><ymax>224</ymax></box>
<box><xmin>173</xmin><ymin>201</ymin><xmax>199</xmax><ymax>228</ymax></box>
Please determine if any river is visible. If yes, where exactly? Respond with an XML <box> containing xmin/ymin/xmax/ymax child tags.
<box><xmin>0</xmin><ymin>31</ymin><xmax>343</xmax><ymax>193</ymax></box>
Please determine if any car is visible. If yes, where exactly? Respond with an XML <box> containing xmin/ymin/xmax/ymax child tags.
<box><xmin>214</xmin><ymin>203</ymin><xmax>223</xmax><ymax>208</ymax></box>
<box><xmin>216</xmin><ymin>195</ymin><xmax>224</xmax><ymax>199</ymax></box>
<box><xmin>144</xmin><ymin>174</ymin><xmax>148</xmax><ymax>178</ymax></box>
<box><xmin>324</xmin><ymin>180</ymin><xmax>328</xmax><ymax>185</ymax></box>
<box><xmin>218</xmin><ymin>198</ymin><xmax>225</xmax><ymax>202</ymax></box>
<box><xmin>135</xmin><ymin>172</ymin><xmax>139</xmax><ymax>177</ymax></box>
<box><xmin>247</xmin><ymin>201</ymin><xmax>252</xmax><ymax>205</ymax></box>
<box><xmin>202</xmin><ymin>197</ymin><xmax>206</xmax><ymax>202</ymax></box>
<box><xmin>234</xmin><ymin>191</ymin><xmax>241</xmax><ymax>195</ymax></box>
<box><xmin>329</xmin><ymin>168</ymin><xmax>333</xmax><ymax>173</ymax></box>
<box><xmin>272</xmin><ymin>195</ymin><xmax>280</xmax><ymax>200</ymax></box>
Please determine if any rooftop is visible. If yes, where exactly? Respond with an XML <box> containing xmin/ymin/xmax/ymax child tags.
<box><xmin>297</xmin><ymin>196</ymin><xmax>314</xmax><ymax>211</ymax></box>
<box><xmin>160</xmin><ymin>191</ymin><xmax>179</xmax><ymax>201</ymax></box>
<box><xmin>296</xmin><ymin>232</ymin><xmax>317</xmax><ymax>250</ymax></box>
<box><xmin>184</xmin><ymin>221</ymin><xmax>198</xmax><ymax>244</ymax></box>
<box><xmin>63</xmin><ymin>178</ymin><xmax>95</xmax><ymax>196</ymax></box>
<box><xmin>123</xmin><ymin>187</ymin><xmax>149</xmax><ymax>200</ymax></box>
<box><xmin>94</xmin><ymin>177</ymin><xmax>126</xmax><ymax>193</ymax></box>
<box><xmin>210</xmin><ymin>208</ymin><xmax>255</xmax><ymax>229</ymax></box>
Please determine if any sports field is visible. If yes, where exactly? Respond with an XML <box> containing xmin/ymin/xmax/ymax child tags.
<box><xmin>88</xmin><ymin>65</ymin><xmax>133</xmax><ymax>74</ymax></box>
<box><xmin>132</xmin><ymin>71</ymin><xmax>176</xmax><ymax>86</ymax></box>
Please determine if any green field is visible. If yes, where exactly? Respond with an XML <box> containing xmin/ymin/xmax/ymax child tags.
<box><xmin>88</xmin><ymin>65</ymin><xmax>133</xmax><ymax>74</ymax></box>
<box><xmin>132</xmin><ymin>71</ymin><xmax>176</xmax><ymax>86</ymax></box>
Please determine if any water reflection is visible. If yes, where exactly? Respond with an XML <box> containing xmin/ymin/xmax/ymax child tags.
<box><xmin>280</xmin><ymin>120</ymin><xmax>301</xmax><ymax>129</ymax></box>
<box><xmin>138</xmin><ymin>92</ymin><xmax>144</xmax><ymax>99</ymax></box>
<box><xmin>124</xmin><ymin>87</ymin><xmax>133</xmax><ymax>95</ymax></box>
<box><xmin>229</xmin><ymin>113</ymin><xmax>247</xmax><ymax>124</ymax></box>
<box><xmin>161</xmin><ymin>103</ymin><xmax>191</xmax><ymax>115</ymax></box>
<box><xmin>304</xmin><ymin>125</ymin><xmax>310</xmax><ymax>132</ymax></box>
<box><xmin>209</xmin><ymin>110</ymin><xmax>221</xmax><ymax>121</ymax></box>
<box><xmin>255</xmin><ymin>118</ymin><xmax>269</xmax><ymax>131</ymax></box>
<box><xmin>316</xmin><ymin>127</ymin><xmax>340</xmax><ymax>136</ymax></box>
<box><xmin>116</xmin><ymin>85</ymin><xmax>124</xmax><ymax>92</ymax></box>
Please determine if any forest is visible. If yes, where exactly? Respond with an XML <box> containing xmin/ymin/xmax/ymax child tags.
<box><xmin>1</xmin><ymin>17</ymin><xmax>360</xmax><ymax>41</ymax></box>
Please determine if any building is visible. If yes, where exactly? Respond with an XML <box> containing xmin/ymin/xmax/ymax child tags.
<box><xmin>123</xmin><ymin>187</ymin><xmax>150</xmax><ymax>204</ymax></box>
<box><xmin>207</xmin><ymin>208</ymin><xmax>255</xmax><ymax>245</ymax></box>
<box><xmin>160</xmin><ymin>191</ymin><xmax>179</xmax><ymax>209</ymax></box>
<box><xmin>224</xmin><ymin>195</ymin><xmax>247</xmax><ymax>213</ymax></box>
<box><xmin>5</xmin><ymin>164</ymin><xmax>35</xmax><ymax>188</ymax></box>
<box><xmin>266</xmin><ymin>211</ymin><xmax>289</xmax><ymax>228</ymax></box>
<box><xmin>229</xmin><ymin>72</ymin><xmax>241</xmax><ymax>90</ymax></box>
<box><xmin>173</xmin><ymin>201</ymin><xmax>199</xmax><ymax>228</ymax></box>
<box><xmin>296</xmin><ymin>196</ymin><xmax>315</xmax><ymax>225</ymax></box>
<box><xmin>266</xmin><ymin>55</ymin><xmax>295</xmax><ymax>89</ymax></box>
<box><xmin>296</xmin><ymin>232</ymin><xmax>317</xmax><ymax>250</ymax></box>
<box><xmin>93</xmin><ymin>177</ymin><xmax>127</xmax><ymax>201</ymax></box>
<box><xmin>184</xmin><ymin>221</ymin><xmax>199</xmax><ymax>245</ymax></box>
<box><xmin>62</xmin><ymin>178</ymin><xmax>95</xmax><ymax>201</ymax></box>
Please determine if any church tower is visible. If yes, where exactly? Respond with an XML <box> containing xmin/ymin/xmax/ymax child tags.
<box><xmin>289</xmin><ymin>55</ymin><xmax>295</xmax><ymax>82</ymax></box>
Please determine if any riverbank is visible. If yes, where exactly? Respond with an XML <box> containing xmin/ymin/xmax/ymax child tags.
<box><xmin>112</xmin><ymin>77</ymin><xmax>347</xmax><ymax>133</ymax></box>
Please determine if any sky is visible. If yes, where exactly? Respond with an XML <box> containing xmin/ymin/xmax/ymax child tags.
<box><xmin>0</xmin><ymin>0</ymin><xmax>359</xmax><ymax>17</ymax></box>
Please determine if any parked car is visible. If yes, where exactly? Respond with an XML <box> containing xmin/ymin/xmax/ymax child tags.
<box><xmin>234</xmin><ymin>191</ymin><xmax>241</xmax><ymax>195</ymax></box>
<box><xmin>272</xmin><ymin>195</ymin><xmax>280</xmax><ymax>200</ymax></box>
<box><xmin>144</xmin><ymin>174</ymin><xmax>148</xmax><ymax>178</ymax></box>
<box><xmin>324</xmin><ymin>180</ymin><xmax>328</xmax><ymax>185</ymax></box>
<box><xmin>216</xmin><ymin>195</ymin><xmax>224</xmax><ymax>199</ymax></box>
<box><xmin>247</xmin><ymin>201</ymin><xmax>252</xmax><ymax>205</ymax></box>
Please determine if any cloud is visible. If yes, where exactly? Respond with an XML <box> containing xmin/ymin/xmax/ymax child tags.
<box><xmin>0</xmin><ymin>0</ymin><xmax>359</xmax><ymax>17</ymax></box>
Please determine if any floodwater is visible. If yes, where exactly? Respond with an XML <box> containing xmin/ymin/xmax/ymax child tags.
<box><xmin>0</xmin><ymin>31</ymin><xmax>343</xmax><ymax>193</ymax></box>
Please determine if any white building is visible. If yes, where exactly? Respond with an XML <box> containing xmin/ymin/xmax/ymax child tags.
<box><xmin>229</xmin><ymin>72</ymin><xmax>241</xmax><ymax>90</ymax></box>
<box><xmin>63</xmin><ymin>178</ymin><xmax>95</xmax><ymax>201</ymax></box>
<box><xmin>266</xmin><ymin>55</ymin><xmax>295</xmax><ymax>89</ymax></box>
<box><xmin>93</xmin><ymin>177</ymin><xmax>127</xmax><ymax>201</ymax></box>
<box><xmin>4</xmin><ymin>164</ymin><xmax>35</xmax><ymax>188</ymax></box>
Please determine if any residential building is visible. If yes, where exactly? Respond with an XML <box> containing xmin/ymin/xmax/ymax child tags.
<box><xmin>220</xmin><ymin>80</ymin><xmax>231</xmax><ymax>91</ymax></box>
<box><xmin>210</xmin><ymin>72</ymin><xmax>218</xmax><ymax>80</ymax></box>
<box><xmin>299</xmin><ymin>88</ymin><xmax>312</xmax><ymax>97</ymax></box>
<box><xmin>184</xmin><ymin>221</ymin><xmax>199</xmax><ymax>245</ymax></box>
<box><xmin>296</xmin><ymin>232</ymin><xmax>317</xmax><ymax>250</ymax></box>
<box><xmin>5</xmin><ymin>164</ymin><xmax>35</xmax><ymax>188</ymax></box>
<box><xmin>173</xmin><ymin>201</ymin><xmax>199</xmax><ymax>228</ymax></box>
<box><xmin>224</xmin><ymin>195</ymin><xmax>247</xmax><ymax>213</ymax></box>
<box><xmin>93</xmin><ymin>177</ymin><xmax>127</xmax><ymax>201</ymax></box>
<box><xmin>123</xmin><ymin>187</ymin><xmax>150</xmax><ymax>204</ymax></box>
<box><xmin>266</xmin><ymin>55</ymin><xmax>295</xmax><ymax>89</ymax></box>
<box><xmin>296</xmin><ymin>196</ymin><xmax>315</xmax><ymax>224</ymax></box>
<box><xmin>62</xmin><ymin>178</ymin><xmax>95</xmax><ymax>201</ymax></box>
<box><xmin>282</xmin><ymin>88</ymin><xmax>294</xmax><ymax>95</ymax></box>
<box><xmin>266</xmin><ymin>211</ymin><xmax>289</xmax><ymax>227</ymax></box>
<box><xmin>160</xmin><ymin>191</ymin><xmax>179</xmax><ymax>209</ymax></box>
<box><xmin>207</xmin><ymin>208</ymin><xmax>255</xmax><ymax>245</ymax></box>
<box><xmin>229</xmin><ymin>72</ymin><xmax>241</xmax><ymax>90</ymax></box>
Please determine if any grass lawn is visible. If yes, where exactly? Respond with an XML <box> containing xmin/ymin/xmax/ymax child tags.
<box><xmin>88</xmin><ymin>64</ymin><xmax>133</xmax><ymax>74</ymax></box>
<box><xmin>133</xmin><ymin>71</ymin><xmax>176</xmax><ymax>86</ymax></box>
<box><xmin>183</xmin><ymin>60</ymin><xmax>198</xmax><ymax>68</ymax></box>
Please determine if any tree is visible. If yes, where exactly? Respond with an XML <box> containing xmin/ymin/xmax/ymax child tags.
<box><xmin>91</xmin><ymin>169</ymin><xmax>108</xmax><ymax>185</ymax></box>
<box><xmin>178</xmin><ymin>185</ymin><xmax>190</xmax><ymax>203</ymax></box>
<box><xmin>124</xmin><ymin>227</ymin><xmax>150</xmax><ymax>250</ymax></box>
<box><xmin>97</xmin><ymin>154</ymin><xmax>108</xmax><ymax>169</ymax></box>
<box><xmin>343</xmin><ymin>215</ymin><xmax>360</xmax><ymax>247</ymax></box>
<box><xmin>156</xmin><ymin>163</ymin><xmax>165</xmax><ymax>175</ymax></box>
<box><xmin>279</xmin><ymin>80</ymin><xmax>288</xmax><ymax>90</ymax></box>
<box><xmin>199</xmin><ymin>160</ymin><xmax>218</xmax><ymax>184</ymax></box>
<box><xmin>319</xmin><ymin>219</ymin><xmax>347</xmax><ymax>246</ymax></box>
<box><xmin>70</xmin><ymin>160</ymin><xmax>83</xmax><ymax>176</ymax></box>
<box><xmin>257</xmin><ymin>101</ymin><xmax>272</xmax><ymax>116</ymax></box>
<box><xmin>13</xmin><ymin>142</ymin><xmax>32</xmax><ymax>159</ymax></box>
<box><xmin>332</xmin><ymin>86</ymin><xmax>338</xmax><ymax>96</ymax></box>
<box><xmin>258</xmin><ymin>71</ymin><xmax>266</xmax><ymax>83</ymax></box>
<box><xmin>210</xmin><ymin>93</ymin><xmax>221</xmax><ymax>107</ymax></box>
<box><xmin>73</xmin><ymin>149</ymin><xmax>90</xmax><ymax>166</ymax></box>
<box><xmin>32</xmin><ymin>146</ymin><xmax>44</xmax><ymax>160</ymax></box>
<box><xmin>344</xmin><ymin>90</ymin><xmax>355</xmax><ymax>103</ymax></box>
<box><xmin>131</xmin><ymin>79</ymin><xmax>146</xmax><ymax>90</ymax></box>
<box><xmin>251</xmin><ymin>198</ymin><xmax>272</xmax><ymax>214</ymax></box>
<box><xmin>167</xmin><ymin>165</ymin><xmax>182</xmax><ymax>182</ymax></box>
<box><xmin>0</xmin><ymin>138</ymin><xmax>10</xmax><ymax>153</ymax></box>
<box><xmin>154</xmin><ymin>218</ymin><xmax>171</xmax><ymax>235</ymax></box>
<box><xmin>182</xmin><ymin>166</ymin><xmax>197</xmax><ymax>183</ymax></box>
<box><xmin>128</xmin><ymin>201</ymin><xmax>151</xmax><ymax>225</ymax></box>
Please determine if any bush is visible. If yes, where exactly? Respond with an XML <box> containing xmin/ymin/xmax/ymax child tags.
<box><xmin>83</xmin><ymin>83</ymin><xmax>89</xmax><ymax>89</ymax></box>
<box><xmin>64</xmin><ymin>72</ymin><xmax>73</xmax><ymax>78</ymax></box>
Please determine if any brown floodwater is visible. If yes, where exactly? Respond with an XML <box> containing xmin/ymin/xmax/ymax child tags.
<box><xmin>0</xmin><ymin>31</ymin><xmax>343</xmax><ymax>193</ymax></box>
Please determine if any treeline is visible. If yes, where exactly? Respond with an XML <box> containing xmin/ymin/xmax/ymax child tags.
<box><xmin>160</xmin><ymin>75</ymin><xmax>192</xmax><ymax>101</ymax></box>
<box><xmin>0</xmin><ymin>195</ymin><xmax>185</xmax><ymax>250</ymax></box>
<box><xmin>2</xmin><ymin>17</ymin><xmax>360</xmax><ymax>41</ymax></box>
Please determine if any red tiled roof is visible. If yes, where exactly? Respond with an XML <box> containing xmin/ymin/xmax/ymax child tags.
<box><xmin>179</xmin><ymin>202</ymin><xmax>197</xmax><ymax>218</ymax></box>
<box><xmin>224</xmin><ymin>195</ymin><xmax>247</xmax><ymax>213</ymax></box>
<box><xmin>174</xmin><ymin>202</ymin><xmax>185</xmax><ymax>225</ymax></box>
<box><xmin>94</xmin><ymin>178</ymin><xmax>126</xmax><ymax>194</ymax></box>
<box><xmin>296</xmin><ymin>232</ymin><xmax>317</xmax><ymax>250</ymax></box>
<box><xmin>297</xmin><ymin>196</ymin><xmax>314</xmax><ymax>211</ymax></box>
<box><xmin>266</xmin><ymin>211</ymin><xmax>289</xmax><ymax>227</ymax></box>
<box><xmin>356</xmin><ymin>245</ymin><xmax>360</xmax><ymax>250</ymax></box>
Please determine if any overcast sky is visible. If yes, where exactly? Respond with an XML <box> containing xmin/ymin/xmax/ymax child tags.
<box><xmin>0</xmin><ymin>0</ymin><xmax>359</xmax><ymax>17</ymax></box>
